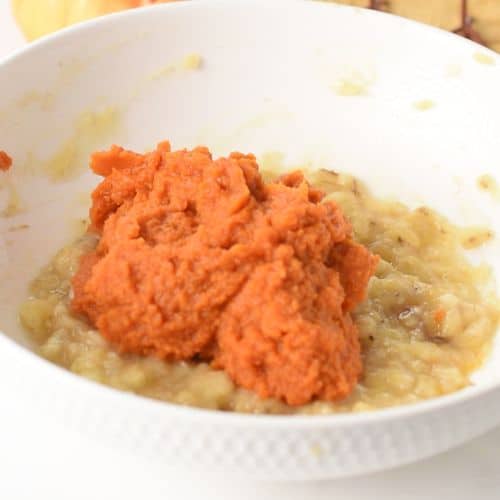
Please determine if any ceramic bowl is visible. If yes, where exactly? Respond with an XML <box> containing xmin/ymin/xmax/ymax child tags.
<box><xmin>1</xmin><ymin>0</ymin><xmax>500</xmax><ymax>480</ymax></box>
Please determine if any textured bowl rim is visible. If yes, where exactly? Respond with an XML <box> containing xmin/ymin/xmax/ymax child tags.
<box><xmin>1</xmin><ymin>0</ymin><xmax>500</xmax><ymax>429</ymax></box>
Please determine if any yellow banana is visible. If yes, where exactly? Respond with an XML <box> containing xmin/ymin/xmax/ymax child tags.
<box><xmin>11</xmin><ymin>0</ymin><xmax>173</xmax><ymax>41</ymax></box>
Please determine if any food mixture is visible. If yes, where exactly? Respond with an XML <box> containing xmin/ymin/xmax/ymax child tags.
<box><xmin>20</xmin><ymin>143</ymin><xmax>500</xmax><ymax>414</ymax></box>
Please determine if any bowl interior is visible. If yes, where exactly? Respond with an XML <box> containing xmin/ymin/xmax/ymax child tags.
<box><xmin>1</xmin><ymin>0</ymin><xmax>500</xmax><ymax>388</ymax></box>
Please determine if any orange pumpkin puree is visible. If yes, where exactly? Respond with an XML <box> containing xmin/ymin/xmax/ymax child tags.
<box><xmin>0</xmin><ymin>150</ymin><xmax>12</xmax><ymax>171</ymax></box>
<box><xmin>72</xmin><ymin>142</ymin><xmax>378</xmax><ymax>405</ymax></box>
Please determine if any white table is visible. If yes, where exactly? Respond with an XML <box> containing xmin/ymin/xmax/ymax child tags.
<box><xmin>0</xmin><ymin>3</ymin><xmax>498</xmax><ymax>498</ymax></box>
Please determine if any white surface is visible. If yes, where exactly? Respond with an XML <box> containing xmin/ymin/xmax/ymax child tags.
<box><xmin>0</xmin><ymin>0</ymin><xmax>500</xmax><ymax>497</ymax></box>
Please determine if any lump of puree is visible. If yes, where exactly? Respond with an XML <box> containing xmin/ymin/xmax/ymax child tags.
<box><xmin>72</xmin><ymin>142</ymin><xmax>378</xmax><ymax>406</ymax></box>
<box><xmin>0</xmin><ymin>150</ymin><xmax>12</xmax><ymax>171</ymax></box>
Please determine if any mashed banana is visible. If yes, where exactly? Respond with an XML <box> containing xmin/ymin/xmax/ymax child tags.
<box><xmin>20</xmin><ymin>168</ymin><xmax>500</xmax><ymax>414</ymax></box>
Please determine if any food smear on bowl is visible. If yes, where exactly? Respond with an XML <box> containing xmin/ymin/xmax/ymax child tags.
<box><xmin>477</xmin><ymin>174</ymin><xmax>500</xmax><ymax>201</ymax></box>
<box><xmin>0</xmin><ymin>150</ymin><xmax>12</xmax><ymax>171</ymax></box>
<box><xmin>69</xmin><ymin>142</ymin><xmax>378</xmax><ymax>406</ymax></box>
<box><xmin>473</xmin><ymin>52</ymin><xmax>496</xmax><ymax>66</ymax></box>
<box><xmin>20</xmin><ymin>147</ymin><xmax>500</xmax><ymax>414</ymax></box>
<box><xmin>0</xmin><ymin>152</ymin><xmax>24</xmax><ymax>217</ymax></box>
<box><xmin>182</xmin><ymin>53</ymin><xmax>202</xmax><ymax>70</ymax></box>
<box><xmin>332</xmin><ymin>71</ymin><xmax>374</xmax><ymax>97</ymax></box>
<box><xmin>43</xmin><ymin>107</ymin><xmax>120</xmax><ymax>180</ymax></box>
<box><xmin>413</xmin><ymin>99</ymin><xmax>435</xmax><ymax>111</ymax></box>
<box><xmin>147</xmin><ymin>52</ymin><xmax>202</xmax><ymax>81</ymax></box>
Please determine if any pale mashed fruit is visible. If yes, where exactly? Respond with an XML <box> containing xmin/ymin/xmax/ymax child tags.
<box><xmin>20</xmin><ymin>168</ymin><xmax>500</xmax><ymax>414</ymax></box>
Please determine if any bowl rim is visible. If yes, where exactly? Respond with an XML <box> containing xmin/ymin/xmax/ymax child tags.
<box><xmin>1</xmin><ymin>0</ymin><xmax>500</xmax><ymax>428</ymax></box>
<box><xmin>2</xmin><ymin>0</ymin><xmax>499</xmax><ymax>69</ymax></box>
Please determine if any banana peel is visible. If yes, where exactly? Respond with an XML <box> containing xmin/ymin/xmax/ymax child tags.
<box><xmin>330</xmin><ymin>0</ymin><xmax>500</xmax><ymax>52</ymax></box>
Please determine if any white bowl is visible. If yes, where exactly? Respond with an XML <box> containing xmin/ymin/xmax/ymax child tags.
<box><xmin>1</xmin><ymin>0</ymin><xmax>500</xmax><ymax>481</ymax></box>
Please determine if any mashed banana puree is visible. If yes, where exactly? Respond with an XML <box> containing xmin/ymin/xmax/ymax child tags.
<box><xmin>20</xmin><ymin>144</ymin><xmax>499</xmax><ymax>413</ymax></box>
